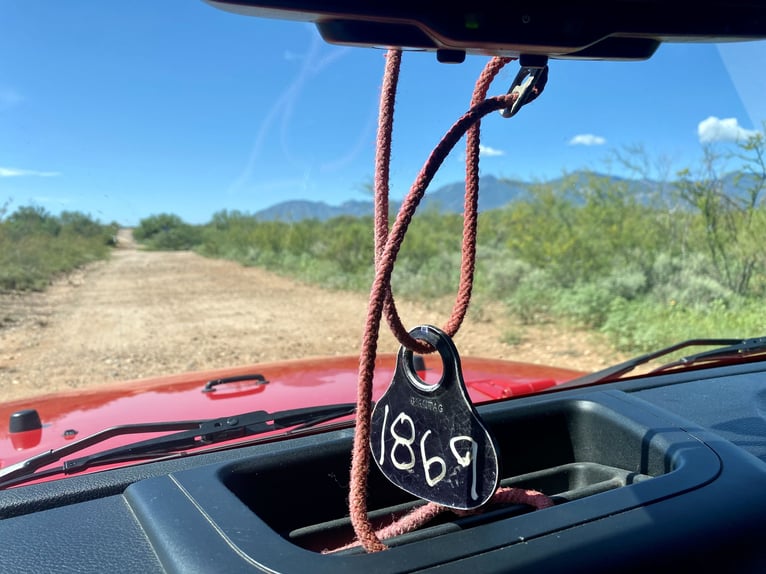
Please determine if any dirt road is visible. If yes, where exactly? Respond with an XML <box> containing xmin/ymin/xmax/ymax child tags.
<box><xmin>0</xmin><ymin>231</ymin><xmax>621</xmax><ymax>402</ymax></box>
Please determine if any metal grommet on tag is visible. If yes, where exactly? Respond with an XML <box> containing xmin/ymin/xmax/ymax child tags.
<box><xmin>369</xmin><ymin>325</ymin><xmax>500</xmax><ymax>510</ymax></box>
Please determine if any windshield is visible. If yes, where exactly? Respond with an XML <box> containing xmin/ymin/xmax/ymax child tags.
<box><xmin>1</xmin><ymin>1</ymin><xmax>765</xmax><ymax>411</ymax></box>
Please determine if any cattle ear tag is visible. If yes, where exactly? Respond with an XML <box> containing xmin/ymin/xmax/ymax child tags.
<box><xmin>369</xmin><ymin>325</ymin><xmax>500</xmax><ymax>510</ymax></box>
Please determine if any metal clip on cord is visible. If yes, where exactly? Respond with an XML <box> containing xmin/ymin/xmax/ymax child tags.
<box><xmin>500</xmin><ymin>57</ymin><xmax>549</xmax><ymax>118</ymax></box>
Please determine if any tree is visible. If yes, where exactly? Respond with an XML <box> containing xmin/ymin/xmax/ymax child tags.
<box><xmin>675</xmin><ymin>132</ymin><xmax>766</xmax><ymax>296</ymax></box>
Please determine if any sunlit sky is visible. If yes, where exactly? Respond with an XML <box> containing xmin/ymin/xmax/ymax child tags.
<box><xmin>2</xmin><ymin>1</ymin><xmax>765</xmax><ymax>225</ymax></box>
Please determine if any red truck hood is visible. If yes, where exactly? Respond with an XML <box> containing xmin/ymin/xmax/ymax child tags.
<box><xmin>0</xmin><ymin>354</ymin><xmax>583</xmax><ymax>475</ymax></box>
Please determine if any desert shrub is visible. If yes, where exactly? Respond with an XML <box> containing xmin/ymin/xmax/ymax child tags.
<box><xmin>478</xmin><ymin>249</ymin><xmax>534</xmax><ymax>299</ymax></box>
<box><xmin>134</xmin><ymin>213</ymin><xmax>201</xmax><ymax>250</ymax></box>
<box><xmin>503</xmin><ymin>268</ymin><xmax>559</xmax><ymax>325</ymax></box>
<box><xmin>0</xmin><ymin>206</ymin><xmax>113</xmax><ymax>291</ymax></box>
<box><xmin>4</xmin><ymin>206</ymin><xmax>61</xmax><ymax>238</ymax></box>
<box><xmin>392</xmin><ymin>250</ymin><xmax>461</xmax><ymax>299</ymax></box>
<box><xmin>649</xmin><ymin>252</ymin><xmax>734</xmax><ymax>307</ymax></box>
<box><xmin>553</xmin><ymin>266</ymin><xmax>648</xmax><ymax>328</ymax></box>
<box><xmin>601</xmin><ymin>297</ymin><xmax>763</xmax><ymax>352</ymax></box>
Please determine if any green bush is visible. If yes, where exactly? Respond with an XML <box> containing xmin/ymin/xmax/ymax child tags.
<box><xmin>0</xmin><ymin>206</ymin><xmax>114</xmax><ymax>291</ymax></box>
<box><xmin>503</xmin><ymin>268</ymin><xmax>559</xmax><ymax>325</ymax></box>
<box><xmin>196</xmin><ymin>212</ymin><xmax>375</xmax><ymax>290</ymax></box>
<box><xmin>552</xmin><ymin>266</ymin><xmax>648</xmax><ymax>328</ymax></box>
<box><xmin>5</xmin><ymin>205</ymin><xmax>61</xmax><ymax>238</ymax></box>
<box><xmin>503</xmin><ymin>173</ymin><xmax>669</xmax><ymax>288</ymax></box>
<box><xmin>477</xmin><ymin>249</ymin><xmax>533</xmax><ymax>299</ymax></box>
<box><xmin>649</xmin><ymin>252</ymin><xmax>734</xmax><ymax>307</ymax></box>
<box><xmin>601</xmin><ymin>297</ymin><xmax>763</xmax><ymax>352</ymax></box>
<box><xmin>554</xmin><ymin>282</ymin><xmax>617</xmax><ymax>328</ymax></box>
<box><xmin>392</xmin><ymin>250</ymin><xmax>461</xmax><ymax>299</ymax></box>
<box><xmin>134</xmin><ymin>213</ymin><xmax>202</xmax><ymax>250</ymax></box>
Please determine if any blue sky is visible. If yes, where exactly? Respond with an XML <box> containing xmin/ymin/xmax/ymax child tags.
<box><xmin>1</xmin><ymin>1</ymin><xmax>764</xmax><ymax>225</ymax></box>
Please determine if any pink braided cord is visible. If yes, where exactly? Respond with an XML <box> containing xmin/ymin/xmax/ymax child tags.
<box><xmin>332</xmin><ymin>487</ymin><xmax>553</xmax><ymax>553</ymax></box>
<box><xmin>348</xmin><ymin>52</ymin><xmax>542</xmax><ymax>553</ymax></box>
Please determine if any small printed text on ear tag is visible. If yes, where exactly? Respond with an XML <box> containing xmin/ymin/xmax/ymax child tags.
<box><xmin>369</xmin><ymin>325</ymin><xmax>500</xmax><ymax>510</ymax></box>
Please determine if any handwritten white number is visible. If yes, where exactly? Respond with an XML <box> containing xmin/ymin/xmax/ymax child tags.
<box><xmin>379</xmin><ymin>408</ymin><xmax>482</xmax><ymax>499</ymax></box>
<box><xmin>419</xmin><ymin>430</ymin><xmax>447</xmax><ymax>487</ymax></box>
<box><xmin>389</xmin><ymin>412</ymin><xmax>416</xmax><ymax>470</ymax></box>
<box><xmin>378</xmin><ymin>404</ymin><xmax>390</xmax><ymax>465</ymax></box>
<box><xmin>450</xmin><ymin>436</ymin><xmax>479</xmax><ymax>500</ymax></box>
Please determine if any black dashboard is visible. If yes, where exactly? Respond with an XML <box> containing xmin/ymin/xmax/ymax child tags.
<box><xmin>3</xmin><ymin>362</ymin><xmax>766</xmax><ymax>573</ymax></box>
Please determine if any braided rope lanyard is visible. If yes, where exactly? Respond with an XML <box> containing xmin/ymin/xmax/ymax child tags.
<box><xmin>347</xmin><ymin>50</ymin><xmax>551</xmax><ymax>553</ymax></box>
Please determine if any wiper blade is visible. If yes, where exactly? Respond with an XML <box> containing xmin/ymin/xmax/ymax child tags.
<box><xmin>557</xmin><ymin>337</ymin><xmax>745</xmax><ymax>388</ymax></box>
<box><xmin>650</xmin><ymin>336</ymin><xmax>766</xmax><ymax>374</ymax></box>
<box><xmin>0</xmin><ymin>403</ymin><xmax>355</xmax><ymax>488</ymax></box>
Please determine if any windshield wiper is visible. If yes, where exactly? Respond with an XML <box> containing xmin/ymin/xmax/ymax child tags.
<box><xmin>557</xmin><ymin>337</ymin><xmax>766</xmax><ymax>388</ymax></box>
<box><xmin>0</xmin><ymin>403</ymin><xmax>355</xmax><ymax>488</ymax></box>
<box><xmin>649</xmin><ymin>336</ymin><xmax>766</xmax><ymax>374</ymax></box>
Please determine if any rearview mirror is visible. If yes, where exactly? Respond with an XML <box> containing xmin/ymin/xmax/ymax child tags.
<box><xmin>206</xmin><ymin>0</ymin><xmax>766</xmax><ymax>60</ymax></box>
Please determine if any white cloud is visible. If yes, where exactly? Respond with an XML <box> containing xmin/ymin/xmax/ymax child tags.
<box><xmin>697</xmin><ymin>116</ymin><xmax>759</xmax><ymax>143</ymax></box>
<box><xmin>479</xmin><ymin>144</ymin><xmax>504</xmax><ymax>157</ymax></box>
<box><xmin>0</xmin><ymin>167</ymin><xmax>61</xmax><ymax>177</ymax></box>
<box><xmin>568</xmin><ymin>134</ymin><xmax>606</xmax><ymax>146</ymax></box>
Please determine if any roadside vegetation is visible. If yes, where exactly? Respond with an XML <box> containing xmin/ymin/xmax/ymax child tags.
<box><xmin>0</xmin><ymin>204</ymin><xmax>118</xmax><ymax>291</ymax></box>
<box><xmin>134</xmin><ymin>135</ymin><xmax>766</xmax><ymax>354</ymax></box>
<box><xmin>133</xmin><ymin>213</ymin><xmax>202</xmax><ymax>250</ymax></box>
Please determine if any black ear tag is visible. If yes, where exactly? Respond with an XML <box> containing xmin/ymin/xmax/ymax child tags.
<box><xmin>369</xmin><ymin>325</ymin><xmax>500</xmax><ymax>510</ymax></box>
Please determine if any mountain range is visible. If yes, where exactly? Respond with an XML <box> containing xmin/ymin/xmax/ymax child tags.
<box><xmin>253</xmin><ymin>171</ymin><xmax>761</xmax><ymax>222</ymax></box>
<box><xmin>254</xmin><ymin>174</ymin><xmax>530</xmax><ymax>222</ymax></box>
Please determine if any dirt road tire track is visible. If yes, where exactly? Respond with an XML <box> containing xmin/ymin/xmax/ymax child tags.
<box><xmin>0</xmin><ymin>231</ymin><xmax>620</xmax><ymax>402</ymax></box>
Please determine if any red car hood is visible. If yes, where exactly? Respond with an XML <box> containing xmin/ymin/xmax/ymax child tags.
<box><xmin>0</xmin><ymin>354</ymin><xmax>583</xmax><ymax>475</ymax></box>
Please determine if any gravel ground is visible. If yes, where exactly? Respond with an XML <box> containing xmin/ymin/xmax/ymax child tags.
<box><xmin>0</xmin><ymin>230</ymin><xmax>623</xmax><ymax>402</ymax></box>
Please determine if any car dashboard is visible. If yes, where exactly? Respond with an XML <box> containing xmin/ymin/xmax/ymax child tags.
<box><xmin>2</xmin><ymin>361</ymin><xmax>766</xmax><ymax>573</ymax></box>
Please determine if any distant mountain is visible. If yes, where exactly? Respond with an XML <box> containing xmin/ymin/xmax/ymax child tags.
<box><xmin>254</xmin><ymin>174</ymin><xmax>531</xmax><ymax>222</ymax></box>
<box><xmin>254</xmin><ymin>199</ymin><xmax>372</xmax><ymax>222</ymax></box>
<box><xmin>421</xmin><ymin>174</ymin><xmax>530</xmax><ymax>212</ymax></box>
<box><xmin>253</xmin><ymin>170</ymin><xmax>764</xmax><ymax>222</ymax></box>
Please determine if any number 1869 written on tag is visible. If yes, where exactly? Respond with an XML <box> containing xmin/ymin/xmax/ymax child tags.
<box><xmin>376</xmin><ymin>404</ymin><xmax>481</xmax><ymax>500</ymax></box>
